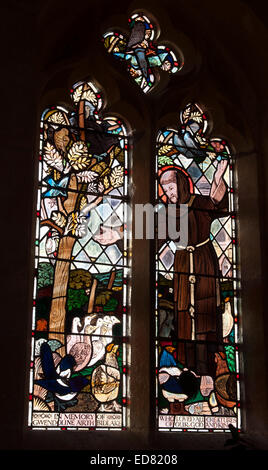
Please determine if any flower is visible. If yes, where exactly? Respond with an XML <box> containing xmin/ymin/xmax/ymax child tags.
<box><xmin>211</xmin><ymin>140</ymin><xmax>225</xmax><ymax>152</ymax></box>
<box><xmin>36</xmin><ymin>319</ymin><xmax>48</xmax><ymax>331</ymax></box>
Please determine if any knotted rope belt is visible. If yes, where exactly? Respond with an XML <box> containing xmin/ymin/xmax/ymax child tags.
<box><xmin>176</xmin><ymin>238</ymin><xmax>210</xmax><ymax>340</ymax></box>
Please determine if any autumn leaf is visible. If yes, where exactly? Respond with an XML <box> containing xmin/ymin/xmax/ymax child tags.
<box><xmin>110</xmin><ymin>165</ymin><xmax>124</xmax><ymax>188</ymax></box>
<box><xmin>65</xmin><ymin>212</ymin><xmax>78</xmax><ymax>236</ymax></box>
<box><xmin>104</xmin><ymin>36</ymin><xmax>111</xmax><ymax>49</ymax></box>
<box><xmin>80</xmin><ymin>196</ymin><xmax>88</xmax><ymax>211</ymax></box>
<box><xmin>68</xmin><ymin>141</ymin><xmax>91</xmax><ymax>171</ymax></box>
<box><xmin>98</xmin><ymin>181</ymin><xmax>105</xmax><ymax>193</ymax></box>
<box><xmin>158</xmin><ymin>144</ymin><xmax>174</xmax><ymax>156</ymax></box>
<box><xmin>90</xmin><ymin>161</ymin><xmax>107</xmax><ymax>175</ymax></box>
<box><xmin>87</xmin><ymin>182</ymin><xmax>97</xmax><ymax>193</ymax></box>
<box><xmin>65</xmin><ymin>211</ymin><xmax>87</xmax><ymax>237</ymax></box>
<box><xmin>110</xmin><ymin>145</ymin><xmax>124</xmax><ymax>160</ymax></box>
<box><xmin>103</xmin><ymin>175</ymin><xmax>110</xmax><ymax>189</ymax></box>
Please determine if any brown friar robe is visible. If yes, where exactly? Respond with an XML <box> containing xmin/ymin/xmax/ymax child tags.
<box><xmin>159</xmin><ymin>190</ymin><xmax>228</xmax><ymax>376</ymax></box>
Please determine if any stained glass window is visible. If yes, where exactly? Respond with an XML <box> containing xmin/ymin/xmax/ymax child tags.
<box><xmin>103</xmin><ymin>12</ymin><xmax>183</xmax><ymax>93</ymax></box>
<box><xmin>28</xmin><ymin>80</ymin><xmax>131</xmax><ymax>430</ymax></box>
<box><xmin>155</xmin><ymin>103</ymin><xmax>241</xmax><ymax>432</ymax></box>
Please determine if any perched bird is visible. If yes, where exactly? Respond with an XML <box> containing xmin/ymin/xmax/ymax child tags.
<box><xmin>83</xmin><ymin>315</ymin><xmax>120</xmax><ymax>341</ymax></box>
<box><xmin>98</xmin><ymin>315</ymin><xmax>120</xmax><ymax>340</ymax></box>
<box><xmin>159</xmin><ymin>309</ymin><xmax>174</xmax><ymax>338</ymax></box>
<box><xmin>84</xmin><ymin>316</ymin><xmax>105</xmax><ymax>337</ymax></box>
<box><xmin>88</xmin><ymin>340</ymin><xmax>106</xmax><ymax>367</ymax></box>
<box><xmin>173</xmin><ymin>127</ymin><xmax>208</xmax><ymax>163</ymax></box>
<box><xmin>71</xmin><ymin>314</ymin><xmax>120</xmax><ymax>368</ymax></box>
<box><xmin>222</xmin><ymin>299</ymin><xmax>234</xmax><ymax>340</ymax></box>
<box><xmin>214</xmin><ymin>352</ymin><xmax>236</xmax><ymax>409</ymax></box>
<box><xmin>126</xmin><ymin>20</ymin><xmax>151</xmax><ymax>81</ymax></box>
<box><xmin>86</xmin><ymin>315</ymin><xmax>121</xmax><ymax>367</ymax></box>
<box><xmin>91</xmin><ymin>344</ymin><xmax>120</xmax><ymax>405</ymax></box>
<box><xmin>127</xmin><ymin>21</ymin><xmax>146</xmax><ymax>49</ymax></box>
<box><xmin>34</xmin><ymin>342</ymin><xmax>89</xmax><ymax>410</ymax></box>
<box><xmin>71</xmin><ymin>314</ymin><xmax>97</xmax><ymax>334</ymax></box>
<box><xmin>45</xmin><ymin>230</ymin><xmax>59</xmax><ymax>263</ymax></box>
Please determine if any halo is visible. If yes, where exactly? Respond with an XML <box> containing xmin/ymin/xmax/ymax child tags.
<box><xmin>158</xmin><ymin>165</ymin><xmax>194</xmax><ymax>203</ymax></box>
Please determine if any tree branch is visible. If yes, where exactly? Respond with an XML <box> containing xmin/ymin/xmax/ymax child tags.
<box><xmin>57</xmin><ymin>196</ymin><xmax>68</xmax><ymax>216</ymax></box>
<box><xmin>40</xmin><ymin>219</ymin><xmax>64</xmax><ymax>235</ymax></box>
<box><xmin>82</xmin><ymin>185</ymin><xmax>115</xmax><ymax>215</ymax></box>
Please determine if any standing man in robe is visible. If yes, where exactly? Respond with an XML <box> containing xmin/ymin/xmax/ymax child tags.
<box><xmin>159</xmin><ymin>159</ymin><xmax>228</xmax><ymax>378</ymax></box>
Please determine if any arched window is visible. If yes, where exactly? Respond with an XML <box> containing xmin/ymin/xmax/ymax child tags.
<box><xmin>28</xmin><ymin>80</ymin><xmax>131</xmax><ymax>430</ymax></box>
<box><xmin>155</xmin><ymin>103</ymin><xmax>241</xmax><ymax>432</ymax></box>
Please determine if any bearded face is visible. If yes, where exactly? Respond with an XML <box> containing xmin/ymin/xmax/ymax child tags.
<box><xmin>160</xmin><ymin>170</ymin><xmax>178</xmax><ymax>203</ymax></box>
<box><xmin>162</xmin><ymin>182</ymin><xmax>178</xmax><ymax>203</ymax></box>
<box><xmin>160</xmin><ymin>169</ymin><xmax>191</xmax><ymax>204</ymax></box>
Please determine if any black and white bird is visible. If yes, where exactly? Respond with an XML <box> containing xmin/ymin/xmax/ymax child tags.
<box><xmin>35</xmin><ymin>342</ymin><xmax>89</xmax><ymax>410</ymax></box>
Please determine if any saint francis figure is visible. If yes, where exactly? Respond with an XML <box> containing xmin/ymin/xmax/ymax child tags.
<box><xmin>159</xmin><ymin>159</ymin><xmax>228</xmax><ymax>377</ymax></box>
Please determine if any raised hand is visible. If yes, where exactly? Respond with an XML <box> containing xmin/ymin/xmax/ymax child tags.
<box><xmin>214</xmin><ymin>159</ymin><xmax>228</xmax><ymax>185</ymax></box>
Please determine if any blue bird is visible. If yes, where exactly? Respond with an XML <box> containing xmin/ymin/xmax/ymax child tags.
<box><xmin>35</xmin><ymin>342</ymin><xmax>89</xmax><ymax>411</ymax></box>
<box><xmin>173</xmin><ymin>129</ymin><xmax>208</xmax><ymax>163</ymax></box>
<box><xmin>42</xmin><ymin>175</ymin><xmax>69</xmax><ymax>198</ymax></box>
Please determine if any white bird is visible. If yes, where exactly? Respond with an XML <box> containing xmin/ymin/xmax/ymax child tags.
<box><xmin>86</xmin><ymin>315</ymin><xmax>121</xmax><ymax>367</ymax></box>
<box><xmin>45</xmin><ymin>230</ymin><xmax>59</xmax><ymax>264</ymax></box>
<box><xmin>84</xmin><ymin>317</ymin><xmax>104</xmax><ymax>338</ymax></box>
<box><xmin>71</xmin><ymin>314</ymin><xmax>121</xmax><ymax>369</ymax></box>
<box><xmin>88</xmin><ymin>340</ymin><xmax>106</xmax><ymax>367</ymax></box>
<box><xmin>84</xmin><ymin>315</ymin><xmax>120</xmax><ymax>342</ymax></box>
<box><xmin>222</xmin><ymin>300</ymin><xmax>234</xmax><ymax>339</ymax></box>
<box><xmin>71</xmin><ymin>314</ymin><xmax>97</xmax><ymax>334</ymax></box>
<box><xmin>99</xmin><ymin>315</ymin><xmax>121</xmax><ymax>341</ymax></box>
<box><xmin>91</xmin><ymin>344</ymin><xmax>120</xmax><ymax>404</ymax></box>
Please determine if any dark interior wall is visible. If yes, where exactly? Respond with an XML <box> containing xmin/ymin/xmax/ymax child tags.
<box><xmin>1</xmin><ymin>0</ymin><xmax>268</xmax><ymax>450</ymax></box>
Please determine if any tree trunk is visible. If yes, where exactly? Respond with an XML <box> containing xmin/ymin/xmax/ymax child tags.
<box><xmin>48</xmin><ymin>235</ymin><xmax>76</xmax><ymax>347</ymax></box>
<box><xmin>88</xmin><ymin>278</ymin><xmax>98</xmax><ymax>314</ymax></box>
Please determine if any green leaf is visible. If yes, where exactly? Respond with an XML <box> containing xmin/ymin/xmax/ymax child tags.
<box><xmin>103</xmin><ymin>298</ymin><xmax>118</xmax><ymax>312</ymax></box>
<box><xmin>67</xmin><ymin>288</ymin><xmax>88</xmax><ymax>311</ymax></box>
<box><xmin>224</xmin><ymin>345</ymin><xmax>236</xmax><ymax>373</ymax></box>
<box><xmin>158</xmin><ymin>155</ymin><xmax>174</xmax><ymax>167</ymax></box>
<box><xmin>38</xmin><ymin>262</ymin><xmax>54</xmax><ymax>288</ymax></box>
